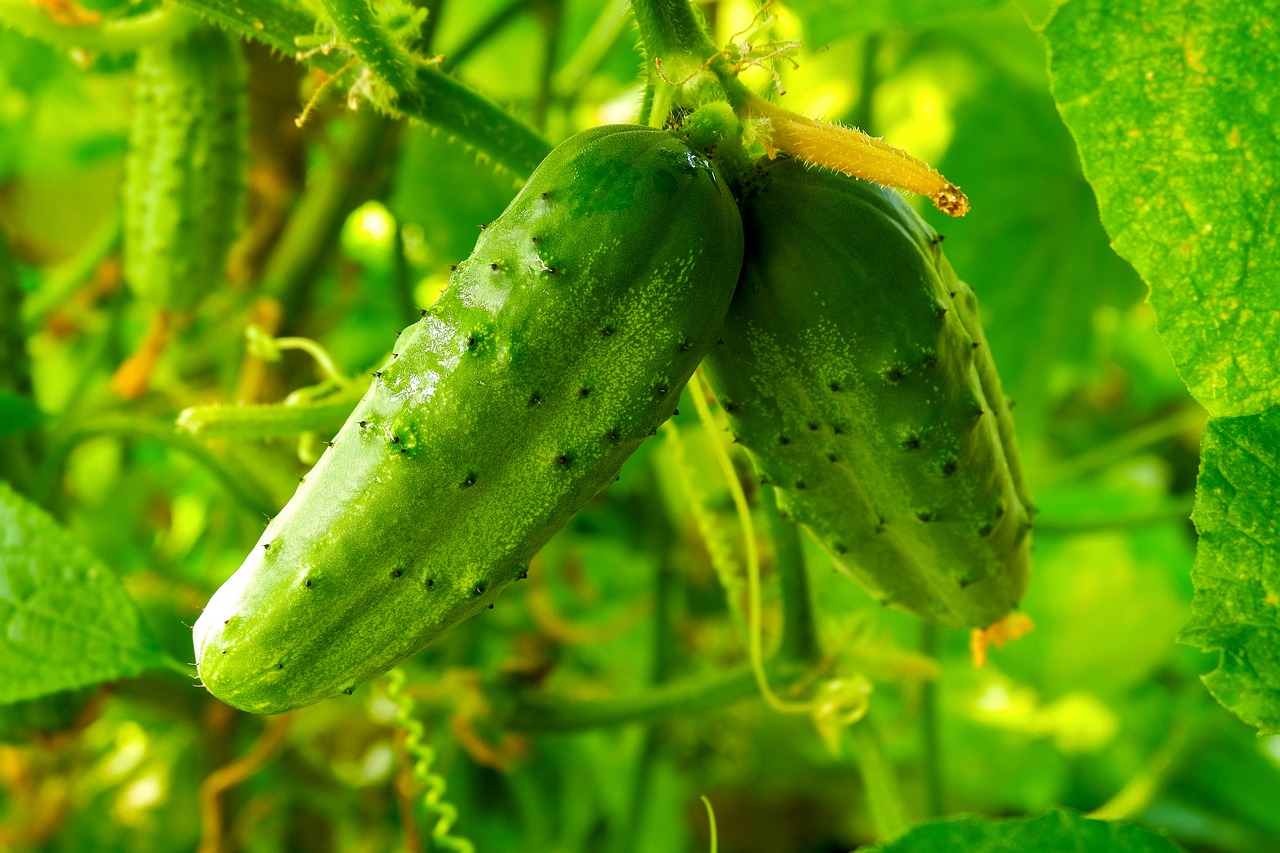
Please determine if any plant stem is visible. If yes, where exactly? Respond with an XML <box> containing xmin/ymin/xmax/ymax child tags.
<box><xmin>629</xmin><ymin>0</ymin><xmax>718</xmax><ymax>64</ymax></box>
<box><xmin>1039</xmin><ymin>406</ymin><xmax>1206</xmax><ymax>485</ymax></box>
<box><xmin>36</xmin><ymin>415</ymin><xmax>278</xmax><ymax>518</ymax></box>
<box><xmin>440</xmin><ymin>0</ymin><xmax>529</xmax><ymax>72</ymax></box>
<box><xmin>262</xmin><ymin>108</ymin><xmax>395</xmax><ymax>313</ymax></box>
<box><xmin>507</xmin><ymin>665</ymin><xmax>757</xmax><ymax>733</ymax></box>
<box><xmin>318</xmin><ymin>0</ymin><xmax>416</xmax><ymax>95</ymax></box>
<box><xmin>850</xmin><ymin>32</ymin><xmax>881</xmax><ymax>133</ymax></box>
<box><xmin>0</xmin><ymin>226</ymin><xmax>39</xmax><ymax>496</ymax></box>
<box><xmin>762</xmin><ymin>489</ymin><xmax>820</xmax><ymax>666</ymax></box>
<box><xmin>552</xmin><ymin>0</ymin><xmax>630</xmax><ymax>96</ymax></box>
<box><xmin>1034</xmin><ymin>498</ymin><xmax>1195</xmax><ymax>535</ymax></box>
<box><xmin>176</xmin><ymin>385</ymin><xmax>366</xmax><ymax>439</ymax></box>
<box><xmin>615</xmin><ymin>485</ymin><xmax>678</xmax><ymax>853</ymax></box>
<box><xmin>176</xmin><ymin>0</ymin><xmax>551</xmax><ymax>176</ymax></box>
<box><xmin>848</xmin><ymin>716</ymin><xmax>906</xmax><ymax>841</ymax></box>
<box><xmin>1089</xmin><ymin>704</ymin><xmax>1201</xmax><ymax>821</ymax></box>
<box><xmin>919</xmin><ymin>622</ymin><xmax>944</xmax><ymax>818</ymax></box>
<box><xmin>0</xmin><ymin>1</ymin><xmax>200</xmax><ymax>52</ymax></box>
<box><xmin>530</xmin><ymin>0</ymin><xmax>564</xmax><ymax>131</ymax></box>
<box><xmin>22</xmin><ymin>210</ymin><xmax>121</xmax><ymax>329</ymax></box>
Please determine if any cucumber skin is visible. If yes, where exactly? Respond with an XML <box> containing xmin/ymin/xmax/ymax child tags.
<box><xmin>194</xmin><ymin>126</ymin><xmax>744</xmax><ymax>714</ymax></box>
<box><xmin>123</xmin><ymin>28</ymin><xmax>246</xmax><ymax>311</ymax></box>
<box><xmin>702</xmin><ymin>159</ymin><xmax>1031</xmax><ymax>629</ymax></box>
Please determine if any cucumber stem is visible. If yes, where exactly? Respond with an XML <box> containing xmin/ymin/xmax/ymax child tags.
<box><xmin>174</xmin><ymin>0</ymin><xmax>552</xmax><ymax>176</ymax></box>
<box><xmin>318</xmin><ymin>0</ymin><xmax>417</xmax><ymax>97</ymax></box>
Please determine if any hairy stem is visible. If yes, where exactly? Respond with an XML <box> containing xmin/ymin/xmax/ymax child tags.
<box><xmin>318</xmin><ymin>0</ymin><xmax>416</xmax><ymax>95</ymax></box>
<box><xmin>176</xmin><ymin>0</ymin><xmax>551</xmax><ymax>176</ymax></box>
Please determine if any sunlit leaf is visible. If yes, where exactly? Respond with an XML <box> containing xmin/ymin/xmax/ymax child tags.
<box><xmin>0</xmin><ymin>480</ymin><xmax>165</xmax><ymax>703</ymax></box>
<box><xmin>1179</xmin><ymin>408</ymin><xmax>1280</xmax><ymax>733</ymax></box>
<box><xmin>1046</xmin><ymin>0</ymin><xmax>1280</xmax><ymax>418</ymax></box>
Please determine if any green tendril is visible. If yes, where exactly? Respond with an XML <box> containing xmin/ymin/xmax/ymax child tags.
<box><xmin>384</xmin><ymin>669</ymin><xmax>474</xmax><ymax>853</ymax></box>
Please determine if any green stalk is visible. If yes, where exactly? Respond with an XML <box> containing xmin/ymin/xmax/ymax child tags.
<box><xmin>318</xmin><ymin>0</ymin><xmax>416</xmax><ymax>96</ymax></box>
<box><xmin>22</xmin><ymin>210</ymin><xmax>121</xmax><ymax>329</ymax></box>
<box><xmin>628</xmin><ymin>0</ymin><xmax>718</xmax><ymax>63</ymax></box>
<box><xmin>262</xmin><ymin>108</ymin><xmax>394</xmax><ymax>311</ymax></box>
<box><xmin>0</xmin><ymin>226</ymin><xmax>39</xmax><ymax>495</ymax></box>
<box><xmin>1034</xmin><ymin>498</ymin><xmax>1195</xmax><ymax>535</ymax></box>
<box><xmin>1039</xmin><ymin>406</ymin><xmax>1205</xmax><ymax>485</ymax></box>
<box><xmin>177</xmin><ymin>385</ymin><xmax>365</xmax><ymax>440</ymax></box>
<box><xmin>440</xmin><ymin>0</ymin><xmax>529</xmax><ymax>72</ymax></box>
<box><xmin>615</xmin><ymin>485</ymin><xmax>679</xmax><ymax>853</ymax></box>
<box><xmin>530</xmin><ymin>0</ymin><xmax>564</xmax><ymax>131</ymax></box>
<box><xmin>0</xmin><ymin>1</ymin><xmax>200</xmax><ymax>52</ymax></box>
<box><xmin>848</xmin><ymin>716</ymin><xmax>906</xmax><ymax>841</ymax></box>
<box><xmin>507</xmin><ymin>666</ymin><xmax>757</xmax><ymax>733</ymax></box>
<box><xmin>762</xmin><ymin>488</ymin><xmax>819</xmax><ymax>665</ymax></box>
<box><xmin>919</xmin><ymin>623</ymin><xmax>944</xmax><ymax>818</ymax></box>
<box><xmin>176</xmin><ymin>0</ymin><xmax>551</xmax><ymax>176</ymax></box>
<box><xmin>552</xmin><ymin>0</ymin><xmax>630</xmax><ymax>96</ymax></box>
<box><xmin>36</xmin><ymin>415</ymin><xmax>278</xmax><ymax>517</ymax></box>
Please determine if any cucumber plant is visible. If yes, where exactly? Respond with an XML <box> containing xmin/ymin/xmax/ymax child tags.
<box><xmin>194</xmin><ymin>124</ymin><xmax>745</xmax><ymax>714</ymax></box>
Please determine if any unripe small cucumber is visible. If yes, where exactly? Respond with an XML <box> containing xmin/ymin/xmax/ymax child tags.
<box><xmin>702</xmin><ymin>158</ymin><xmax>1031</xmax><ymax>629</ymax></box>
<box><xmin>194</xmin><ymin>125</ymin><xmax>744</xmax><ymax>714</ymax></box>
<box><xmin>123</xmin><ymin>27</ymin><xmax>247</xmax><ymax>311</ymax></box>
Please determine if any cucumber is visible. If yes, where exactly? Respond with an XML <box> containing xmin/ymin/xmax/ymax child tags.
<box><xmin>123</xmin><ymin>27</ymin><xmax>247</xmax><ymax>311</ymax></box>
<box><xmin>702</xmin><ymin>158</ymin><xmax>1031</xmax><ymax>629</ymax></box>
<box><xmin>194</xmin><ymin>125</ymin><xmax>744</xmax><ymax>714</ymax></box>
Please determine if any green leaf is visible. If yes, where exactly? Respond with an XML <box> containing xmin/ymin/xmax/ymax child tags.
<box><xmin>867</xmin><ymin>809</ymin><xmax>1183</xmax><ymax>852</ymax></box>
<box><xmin>0</xmin><ymin>480</ymin><xmax>165</xmax><ymax>703</ymax></box>
<box><xmin>784</xmin><ymin>0</ymin><xmax>1003</xmax><ymax>45</ymax></box>
<box><xmin>0</xmin><ymin>392</ymin><xmax>43</xmax><ymax>437</ymax></box>
<box><xmin>1046</xmin><ymin>0</ymin><xmax>1280</xmax><ymax>418</ymax></box>
<box><xmin>1178</xmin><ymin>408</ymin><xmax>1280</xmax><ymax>733</ymax></box>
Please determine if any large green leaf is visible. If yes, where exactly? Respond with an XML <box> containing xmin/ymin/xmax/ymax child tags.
<box><xmin>1178</xmin><ymin>408</ymin><xmax>1280</xmax><ymax>733</ymax></box>
<box><xmin>868</xmin><ymin>809</ymin><xmax>1183</xmax><ymax>852</ymax></box>
<box><xmin>1045</xmin><ymin>0</ymin><xmax>1280</xmax><ymax>418</ymax></box>
<box><xmin>0</xmin><ymin>480</ymin><xmax>165</xmax><ymax>703</ymax></box>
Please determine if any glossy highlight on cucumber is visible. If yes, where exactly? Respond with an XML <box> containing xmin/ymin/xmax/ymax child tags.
<box><xmin>194</xmin><ymin>125</ymin><xmax>744</xmax><ymax>714</ymax></box>
<box><xmin>702</xmin><ymin>158</ymin><xmax>1031</xmax><ymax>629</ymax></box>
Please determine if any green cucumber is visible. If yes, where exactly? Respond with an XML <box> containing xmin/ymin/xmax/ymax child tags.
<box><xmin>702</xmin><ymin>158</ymin><xmax>1032</xmax><ymax>629</ymax></box>
<box><xmin>123</xmin><ymin>27</ymin><xmax>247</xmax><ymax>311</ymax></box>
<box><xmin>194</xmin><ymin>125</ymin><xmax>744</xmax><ymax>714</ymax></box>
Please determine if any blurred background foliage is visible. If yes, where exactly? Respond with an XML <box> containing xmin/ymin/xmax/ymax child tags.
<box><xmin>0</xmin><ymin>0</ymin><xmax>1274</xmax><ymax>851</ymax></box>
